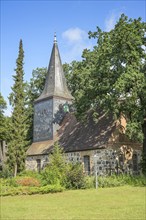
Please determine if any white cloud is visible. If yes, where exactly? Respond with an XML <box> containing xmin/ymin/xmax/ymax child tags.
<box><xmin>62</xmin><ymin>27</ymin><xmax>87</xmax><ymax>44</ymax></box>
<box><xmin>61</xmin><ymin>27</ymin><xmax>93</xmax><ymax>63</ymax></box>
<box><xmin>105</xmin><ymin>11</ymin><xmax>121</xmax><ymax>32</ymax></box>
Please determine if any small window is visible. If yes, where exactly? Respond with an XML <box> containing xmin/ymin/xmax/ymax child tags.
<box><xmin>36</xmin><ymin>159</ymin><xmax>41</xmax><ymax>172</ymax></box>
<box><xmin>84</xmin><ymin>155</ymin><xmax>90</xmax><ymax>175</ymax></box>
<box><xmin>133</xmin><ymin>154</ymin><xmax>138</xmax><ymax>172</ymax></box>
<box><xmin>119</xmin><ymin>154</ymin><xmax>124</xmax><ymax>165</ymax></box>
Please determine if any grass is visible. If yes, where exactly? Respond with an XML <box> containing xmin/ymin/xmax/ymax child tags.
<box><xmin>1</xmin><ymin>186</ymin><xmax>146</xmax><ymax>220</ymax></box>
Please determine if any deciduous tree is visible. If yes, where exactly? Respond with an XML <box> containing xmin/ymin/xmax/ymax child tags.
<box><xmin>67</xmin><ymin>14</ymin><xmax>146</xmax><ymax>172</ymax></box>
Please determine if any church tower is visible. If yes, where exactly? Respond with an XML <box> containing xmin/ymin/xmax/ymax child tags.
<box><xmin>33</xmin><ymin>34</ymin><xmax>73</xmax><ymax>142</ymax></box>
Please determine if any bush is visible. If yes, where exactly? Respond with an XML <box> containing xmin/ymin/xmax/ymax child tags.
<box><xmin>117</xmin><ymin>174</ymin><xmax>146</xmax><ymax>187</ymax></box>
<box><xmin>65</xmin><ymin>163</ymin><xmax>85</xmax><ymax>189</ymax></box>
<box><xmin>98</xmin><ymin>176</ymin><xmax>124</xmax><ymax>188</ymax></box>
<box><xmin>0</xmin><ymin>185</ymin><xmax>64</xmax><ymax>196</ymax></box>
<box><xmin>0</xmin><ymin>166</ymin><xmax>13</xmax><ymax>178</ymax></box>
<box><xmin>82</xmin><ymin>176</ymin><xmax>95</xmax><ymax>189</ymax></box>
<box><xmin>41</xmin><ymin>164</ymin><xmax>63</xmax><ymax>186</ymax></box>
<box><xmin>18</xmin><ymin>170</ymin><xmax>41</xmax><ymax>179</ymax></box>
<box><xmin>16</xmin><ymin>177</ymin><xmax>40</xmax><ymax>187</ymax></box>
<box><xmin>0</xmin><ymin>178</ymin><xmax>18</xmax><ymax>187</ymax></box>
<box><xmin>96</xmin><ymin>175</ymin><xmax>146</xmax><ymax>188</ymax></box>
<box><xmin>40</xmin><ymin>142</ymin><xmax>68</xmax><ymax>187</ymax></box>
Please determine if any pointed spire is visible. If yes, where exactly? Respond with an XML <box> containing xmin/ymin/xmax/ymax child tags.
<box><xmin>35</xmin><ymin>35</ymin><xmax>73</xmax><ymax>103</ymax></box>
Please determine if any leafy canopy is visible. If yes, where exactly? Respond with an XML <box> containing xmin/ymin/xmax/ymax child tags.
<box><xmin>66</xmin><ymin>14</ymin><xmax>146</xmax><ymax>141</ymax></box>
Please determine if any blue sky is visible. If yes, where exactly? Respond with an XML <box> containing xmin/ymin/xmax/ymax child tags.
<box><xmin>1</xmin><ymin>0</ymin><xmax>146</xmax><ymax>115</ymax></box>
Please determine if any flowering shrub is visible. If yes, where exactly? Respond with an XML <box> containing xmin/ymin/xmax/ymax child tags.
<box><xmin>16</xmin><ymin>177</ymin><xmax>40</xmax><ymax>187</ymax></box>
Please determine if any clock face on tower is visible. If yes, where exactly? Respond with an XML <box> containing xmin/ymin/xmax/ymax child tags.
<box><xmin>33</xmin><ymin>99</ymin><xmax>53</xmax><ymax>142</ymax></box>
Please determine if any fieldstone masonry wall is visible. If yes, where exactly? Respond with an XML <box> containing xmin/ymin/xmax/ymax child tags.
<box><xmin>26</xmin><ymin>155</ymin><xmax>49</xmax><ymax>171</ymax></box>
<box><xmin>26</xmin><ymin>148</ymin><xmax>142</xmax><ymax>175</ymax></box>
<box><xmin>66</xmin><ymin>148</ymin><xmax>142</xmax><ymax>175</ymax></box>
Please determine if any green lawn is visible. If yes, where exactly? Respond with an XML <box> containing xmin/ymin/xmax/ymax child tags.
<box><xmin>1</xmin><ymin>186</ymin><xmax>145</xmax><ymax>220</ymax></box>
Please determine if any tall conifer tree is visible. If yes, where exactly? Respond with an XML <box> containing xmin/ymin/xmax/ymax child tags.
<box><xmin>7</xmin><ymin>39</ymin><xmax>28</xmax><ymax>176</ymax></box>
<box><xmin>0</xmin><ymin>93</ymin><xmax>7</xmax><ymax>140</ymax></box>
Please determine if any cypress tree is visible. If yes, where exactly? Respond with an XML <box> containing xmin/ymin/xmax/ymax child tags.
<box><xmin>7</xmin><ymin>39</ymin><xmax>28</xmax><ymax>176</ymax></box>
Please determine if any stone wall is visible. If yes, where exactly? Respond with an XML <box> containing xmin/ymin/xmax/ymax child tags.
<box><xmin>26</xmin><ymin>147</ymin><xmax>142</xmax><ymax>175</ymax></box>
<box><xmin>65</xmin><ymin>148</ymin><xmax>142</xmax><ymax>175</ymax></box>
<box><xmin>25</xmin><ymin>155</ymin><xmax>49</xmax><ymax>171</ymax></box>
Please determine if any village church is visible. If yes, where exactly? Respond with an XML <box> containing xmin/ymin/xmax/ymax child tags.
<box><xmin>26</xmin><ymin>35</ymin><xmax>142</xmax><ymax>175</ymax></box>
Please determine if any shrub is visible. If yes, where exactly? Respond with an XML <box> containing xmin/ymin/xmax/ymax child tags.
<box><xmin>18</xmin><ymin>170</ymin><xmax>41</xmax><ymax>179</ymax></box>
<box><xmin>98</xmin><ymin>176</ymin><xmax>124</xmax><ymax>188</ymax></box>
<box><xmin>0</xmin><ymin>185</ymin><xmax>64</xmax><ymax>196</ymax></box>
<box><xmin>82</xmin><ymin>176</ymin><xmax>95</xmax><ymax>189</ymax></box>
<box><xmin>117</xmin><ymin>174</ymin><xmax>146</xmax><ymax>187</ymax></box>
<box><xmin>6</xmin><ymin>178</ymin><xmax>19</xmax><ymax>187</ymax></box>
<box><xmin>40</xmin><ymin>142</ymin><xmax>68</xmax><ymax>187</ymax></box>
<box><xmin>0</xmin><ymin>166</ymin><xmax>13</xmax><ymax>178</ymax></box>
<box><xmin>65</xmin><ymin>163</ymin><xmax>85</xmax><ymax>189</ymax></box>
<box><xmin>96</xmin><ymin>175</ymin><xmax>146</xmax><ymax>188</ymax></box>
<box><xmin>41</xmin><ymin>164</ymin><xmax>62</xmax><ymax>186</ymax></box>
<box><xmin>16</xmin><ymin>177</ymin><xmax>40</xmax><ymax>187</ymax></box>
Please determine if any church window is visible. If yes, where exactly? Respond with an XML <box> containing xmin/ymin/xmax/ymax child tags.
<box><xmin>133</xmin><ymin>154</ymin><xmax>138</xmax><ymax>171</ymax></box>
<box><xmin>36</xmin><ymin>159</ymin><xmax>41</xmax><ymax>172</ymax></box>
<box><xmin>83</xmin><ymin>155</ymin><xmax>90</xmax><ymax>175</ymax></box>
<box><xmin>119</xmin><ymin>154</ymin><xmax>124</xmax><ymax>165</ymax></box>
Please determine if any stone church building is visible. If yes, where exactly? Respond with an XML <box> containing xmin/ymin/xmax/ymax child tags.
<box><xmin>26</xmin><ymin>35</ymin><xmax>142</xmax><ymax>175</ymax></box>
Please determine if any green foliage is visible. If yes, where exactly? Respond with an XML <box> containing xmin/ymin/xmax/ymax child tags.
<box><xmin>81</xmin><ymin>175</ymin><xmax>95</xmax><ymax>189</ymax></box>
<box><xmin>0</xmin><ymin>93</ymin><xmax>10</xmax><ymax>141</ymax></box>
<box><xmin>76</xmin><ymin>174</ymin><xmax>146</xmax><ymax>188</ymax></box>
<box><xmin>97</xmin><ymin>175</ymin><xmax>146</xmax><ymax>188</ymax></box>
<box><xmin>41</xmin><ymin>143</ymin><xmax>86</xmax><ymax>189</ymax></box>
<box><xmin>41</xmin><ymin>164</ymin><xmax>62</xmax><ymax>186</ymax></box>
<box><xmin>0</xmin><ymin>166</ymin><xmax>13</xmax><ymax>178</ymax></box>
<box><xmin>41</xmin><ymin>142</ymin><xmax>67</xmax><ymax>186</ymax></box>
<box><xmin>7</xmin><ymin>39</ymin><xmax>29</xmax><ymax>176</ymax></box>
<box><xmin>65</xmin><ymin>163</ymin><xmax>85</xmax><ymax>189</ymax></box>
<box><xmin>0</xmin><ymin>184</ymin><xmax>64</xmax><ymax>196</ymax></box>
<box><xmin>0</xmin><ymin>93</ymin><xmax>7</xmax><ymax>114</ymax></box>
<box><xmin>98</xmin><ymin>176</ymin><xmax>124</xmax><ymax>188</ymax></box>
<box><xmin>66</xmin><ymin>14</ymin><xmax>146</xmax><ymax>142</ymax></box>
<box><xmin>18</xmin><ymin>170</ymin><xmax>42</xmax><ymax>179</ymax></box>
<box><xmin>65</xmin><ymin>14</ymin><xmax>146</xmax><ymax>172</ymax></box>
